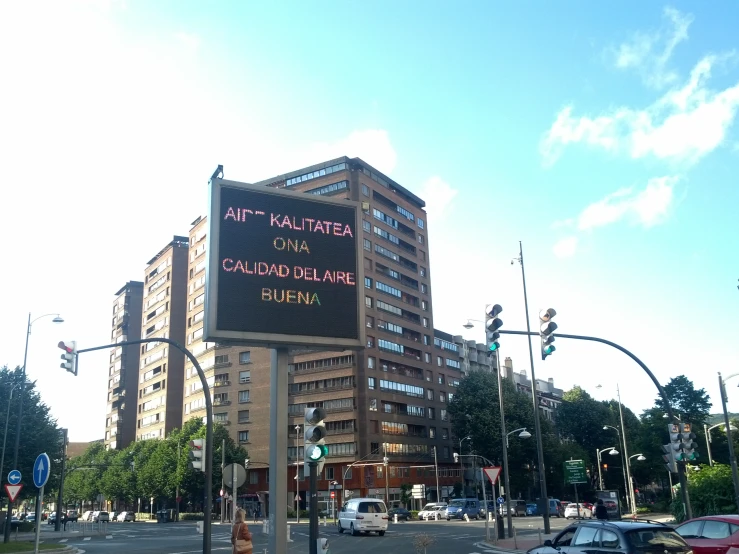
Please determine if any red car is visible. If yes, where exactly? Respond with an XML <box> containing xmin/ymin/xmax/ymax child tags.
<box><xmin>675</xmin><ymin>515</ymin><xmax>739</xmax><ymax>554</ymax></box>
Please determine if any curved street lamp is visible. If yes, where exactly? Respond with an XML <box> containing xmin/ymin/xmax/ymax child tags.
<box><xmin>506</xmin><ymin>428</ymin><xmax>531</xmax><ymax>447</ymax></box>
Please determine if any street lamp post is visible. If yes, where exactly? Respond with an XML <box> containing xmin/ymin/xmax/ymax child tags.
<box><xmin>704</xmin><ymin>422</ymin><xmax>738</xmax><ymax>466</ymax></box>
<box><xmin>603</xmin><ymin>424</ymin><xmax>630</xmax><ymax>512</ymax></box>
<box><xmin>596</xmin><ymin>447</ymin><xmax>619</xmax><ymax>491</ymax></box>
<box><xmin>295</xmin><ymin>424</ymin><xmax>301</xmax><ymax>524</ymax></box>
<box><xmin>4</xmin><ymin>312</ymin><xmax>63</xmax><ymax>544</ymax></box>
<box><xmin>627</xmin><ymin>454</ymin><xmax>645</xmax><ymax>514</ymax></box>
<box><xmin>717</xmin><ymin>372</ymin><xmax>739</xmax><ymax>511</ymax></box>
<box><xmin>458</xmin><ymin>436</ymin><xmax>471</xmax><ymax>496</ymax></box>
<box><xmin>0</xmin><ymin>381</ymin><xmax>23</xmax><ymax>498</ymax></box>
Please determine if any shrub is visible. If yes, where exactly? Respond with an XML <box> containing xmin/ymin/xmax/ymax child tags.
<box><xmin>410</xmin><ymin>511</ymin><xmax>419</xmax><ymax>519</ymax></box>
<box><xmin>636</xmin><ymin>507</ymin><xmax>651</xmax><ymax>514</ymax></box>
<box><xmin>180</xmin><ymin>512</ymin><xmax>205</xmax><ymax>521</ymax></box>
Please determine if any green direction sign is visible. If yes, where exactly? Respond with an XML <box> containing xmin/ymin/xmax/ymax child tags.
<box><xmin>564</xmin><ymin>459</ymin><xmax>587</xmax><ymax>485</ymax></box>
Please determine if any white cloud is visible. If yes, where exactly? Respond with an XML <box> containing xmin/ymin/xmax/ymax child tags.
<box><xmin>541</xmin><ymin>55</ymin><xmax>739</xmax><ymax>166</ymax></box>
<box><xmin>553</xmin><ymin>236</ymin><xmax>579</xmax><ymax>258</ymax></box>
<box><xmin>578</xmin><ymin>176</ymin><xmax>678</xmax><ymax>231</ymax></box>
<box><xmin>299</xmin><ymin>130</ymin><xmax>398</xmax><ymax>176</ymax></box>
<box><xmin>417</xmin><ymin>176</ymin><xmax>458</xmax><ymax>221</ymax></box>
<box><xmin>613</xmin><ymin>7</ymin><xmax>694</xmax><ymax>89</ymax></box>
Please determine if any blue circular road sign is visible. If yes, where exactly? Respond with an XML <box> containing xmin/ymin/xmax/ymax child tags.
<box><xmin>497</xmin><ymin>497</ymin><xmax>505</xmax><ymax>505</ymax></box>
<box><xmin>33</xmin><ymin>453</ymin><xmax>51</xmax><ymax>488</ymax></box>
<box><xmin>7</xmin><ymin>470</ymin><xmax>21</xmax><ymax>485</ymax></box>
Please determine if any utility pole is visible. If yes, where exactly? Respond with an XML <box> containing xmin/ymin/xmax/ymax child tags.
<box><xmin>175</xmin><ymin>441</ymin><xmax>181</xmax><ymax>522</ymax></box>
<box><xmin>309</xmin><ymin>462</ymin><xmax>318</xmax><ymax>554</ymax></box>
<box><xmin>515</xmin><ymin>241</ymin><xmax>550</xmax><ymax>534</ymax></box>
<box><xmin>718</xmin><ymin>372</ymin><xmax>739</xmax><ymax>511</ymax></box>
<box><xmin>221</xmin><ymin>438</ymin><xmax>226</xmax><ymax>523</ymax></box>
<box><xmin>617</xmin><ymin>385</ymin><xmax>635</xmax><ymax>517</ymax></box>
<box><xmin>54</xmin><ymin>429</ymin><xmax>68</xmax><ymax>531</ymax></box>
<box><xmin>383</xmin><ymin>444</ymin><xmax>389</xmax><ymax>506</ymax></box>
<box><xmin>433</xmin><ymin>446</ymin><xmax>441</xmax><ymax>503</ymax></box>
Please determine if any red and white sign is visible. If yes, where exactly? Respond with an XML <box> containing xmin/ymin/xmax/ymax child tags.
<box><xmin>5</xmin><ymin>484</ymin><xmax>22</xmax><ymax>502</ymax></box>
<box><xmin>330</xmin><ymin>492</ymin><xmax>335</xmax><ymax>498</ymax></box>
<box><xmin>483</xmin><ymin>467</ymin><xmax>502</xmax><ymax>485</ymax></box>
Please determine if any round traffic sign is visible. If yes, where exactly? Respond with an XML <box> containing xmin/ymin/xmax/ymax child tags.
<box><xmin>7</xmin><ymin>470</ymin><xmax>21</xmax><ymax>485</ymax></box>
<box><xmin>497</xmin><ymin>497</ymin><xmax>505</xmax><ymax>505</ymax></box>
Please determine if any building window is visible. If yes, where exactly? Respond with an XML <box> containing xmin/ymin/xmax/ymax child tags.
<box><xmin>250</xmin><ymin>472</ymin><xmax>259</xmax><ymax>484</ymax></box>
<box><xmin>438</xmin><ymin>374</ymin><xmax>445</xmax><ymax>385</ymax></box>
<box><xmin>364</xmin><ymin>238</ymin><xmax>371</xmax><ymax>251</ymax></box>
<box><xmin>418</xmin><ymin>218</ymin><xmax>424</xmax><ymax>229</ymax></box>
<box><xmin>422</xmin><ymin>300</ymin><xmax>428</xmax><ymax>311</ymax></box>
<box><xmin>239</xmin><ymin>370</ymin><xmax>251</xmax><ymax>383</ymax></box>
<box><xmin>440</xmin><ymin>409</ymin><xmax>448</xmax><ymax>421</ymax></box>
<box><xmin>239</xmin><ymin>351</ymin><xmax>251</xmax><ymax>364</ymax></box>
<box><xmin>369</xmin><ymin>398</ymin><xmax>377</xmax><ymax>411</ymax></box>
<box><xmin>363</xmin><ymin>220</ymin><xmax>371</xmax><ymax>232</ymax></box>
<box><xmin>443</xmin><ymin>446</ymin><xmax>450</xmax><ymax>459</ymax></box>
<box><xmin>367</xmin><ymin>336</ymin><xmax>374</xmax><ymax>348</ymax></box>
<box><xmin>368</xmin><ymin>356</ymin><xmax>375</xmax><ymax>369</ymax></box>
<box><xmin>437</xmin><ymin>356</ymin><xmax>442</xmax><ymax>367</ymax></box>
<box><xmin>429</xmin><ymin>427</ymin><xmax>436</xmax><ymax>439</ymax></box>
<box><xmin>427</xmin><ymin>389</ymin><xmax>434</xmax><ymax>401</ymax></box>
<box><xmin>440</xmin><ymin>392</ymin><xmax>446</xmax><ymax>403</ymax></box>
<box><xmin>365</xmin><ymin>277</ymin><xmax>373</xmax><ymax>289</ymax></box>
<box><xmin>428</xmin><ymin>408</ymin><xmax>435</xmax><ymax>419</ymax></box>
<box><xmin>423</xmin><ymin>335</ymin><xmax>430</xmax><ymax>346</ymax></box>
<box><xmin>418</xmin><ymin>234</ymin><xmax>424</xmax><ymax>244</ymax></box>
<box><xmin>424</xmin><ymin>352</ymin><xmax>431</xmax><ymax>363</ymax></box>
<box><xmin>238</xmin><ymin>410</ymin><xmax>250</xmax><ymax>423</ymax></box>
<box><xmin>421</xmin><ymin>284</ymin><xmax>428</xmax><ymax>294</ymax></box>
<box><xmin>215</xmin><ymin>354</ymin><xmax>229</xmax><ymax>364</ymax></box>
<box><xmin>366</xmin><ymin>315</ymin><xmax>374</xmax><ymax>328</ymax></box>
<box><xmin>376</xmin><ymin>466</ymin><xmax>383</xmax><ymax>478</ymax></box>
<box><xmin>238</xmin><ymin>431</ymin><xmax>249</xmax><ymax>443</ymax></box>
<box><xmin>442</xmin><ymin>428</ymin><xmax>449</xmax><ymax>440</ymax></box>
<box><xmin>362</xmin><ymin>184</ymin><xmax>369</xmax><ymax>196</ymax></box>
<box><xmin>325</xmin><ymin>467</ymin><xmax>335</xmax><ymax>480</ymax></box>
<box><xmin>239</xmin><ymin>390</ymin><xmax>251</xmax><ymax>403</ymax></box>
<box><xmin>423</xmin><ymin>317</ymin><xmax>429</xmax><ymax>328</ymax></box>
<box><xmin>420</xmin><ymin>251</ymin><xmax>426</xmax><ymax>261</ymax></box>
<box><xmin>365</xmin><ymin>296</ymin><xmax>373</xmax><ymax>308</ymax></box>
<box><xmin>420</xmin><ymin>267</ymin><xmax>427</xmax><ymax>277</ymax></box>
<box><xmin>426</xmin><ymin>370</ymin><xmax>432</xmax><ymax>382</ymax></box>
<box><xmin>344</xmin><ymin>466</ymin><xmax>353</xmax><ymax>479</ymax></box>
<box><xmin>368</xmin><ymin>377</ymin><xmax>376</xmax><ymax>390</ymax></box>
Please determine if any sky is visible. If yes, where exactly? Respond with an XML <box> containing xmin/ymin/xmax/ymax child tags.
<box><xmin>1</xmin><ymin>1</ymin><xmax>738</xmax><ymax>442</ymax></box>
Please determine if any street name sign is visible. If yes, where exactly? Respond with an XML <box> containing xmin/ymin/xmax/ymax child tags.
<box><xmin>564</xmin><ymin>459</ymin><xmax>587</xmax><ymax>485</ymax></box>
<box><xmin>33</xmin><ymin>453</ymin><xmax>51</xmax><ymax>488</ymax></box>
<box><xmin>483</xmin><ymin>467</ymin><xmax>501</xmax><ymax>485</ymax></box>
<box><xmin>205</xmin><ymin>179</ymin><xmax>364</xmax><ymax>351</ymax></box>
<box><xmin>4</xmin><ymin>484</ymin><xmax>22</xmax><ymax>502</ymax></box>
<box><xmin>7</xmin><ymin>470</ymin><xmax>21</xmax><ymax>485</ymax></box>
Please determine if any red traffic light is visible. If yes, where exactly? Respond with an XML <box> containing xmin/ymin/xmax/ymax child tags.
<box><xmin>58</xmin><ymin>341</ymin><xmax>73</xmax><ymax>354</ymax></box>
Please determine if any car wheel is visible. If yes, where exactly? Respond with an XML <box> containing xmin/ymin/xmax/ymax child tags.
<box><xmin>351</xmin><ymin>523</ymin><xmax>359</xmax><ymax>536</ymax></box>
<box><xmin>379</xmin><ymin>531</ymin><xmax>385</xmax><ymax>536</ymax></box>
<box><xmin>337</xmin><ymin>521</ymin><xmax>344</xmax><ymax>533</ymax></box>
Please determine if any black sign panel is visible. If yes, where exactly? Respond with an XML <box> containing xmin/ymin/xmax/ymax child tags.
<box><xmin>205</xmin><ymin>180</ymin><xmax>362</xmax><ymax>348</ymax></box>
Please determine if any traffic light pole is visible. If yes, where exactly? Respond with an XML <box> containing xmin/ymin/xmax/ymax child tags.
<box><xmin>499</xmin><ymin>329</ymin><xmax>692</xmax><ymax>520</ymax></box>
<box><xmin>75</xmin><ymin>338</ymin><xmax>214</xmax><ymax>553</ymax></box>
<box><xmin>309</xmin><ymin>462</ymin><xmax>318</xmax><ymax>554</ymax></box>
<box><xmin>718</xmin><ymin>373</ymin><xmax>739</xmax><ymax>512</ymax></box>
<box><xmin>268</xmin><ymin>348</ymin><xmax>289</xmax><ymax>554</ymax></box>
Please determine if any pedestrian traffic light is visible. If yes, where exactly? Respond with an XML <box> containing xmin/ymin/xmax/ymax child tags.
<box><xmin>58</xmin><ymin>341</ymin><xmax>78</xmax><ymax>376</ymax></box>
<box><xmin>245</xmin><ymin>459</ymin><xmax>250</xmax><ymax>469</ymax></box>
<box><xmin>453</xmin><ymin>452</ymin><xmax>459</xmax><ymax>463</ymax></box>
<box><xmin>304</xmin><ymin>407</ymin><xmax>328</xmax><ymax>473</ymax></box>
<box><xmin>485</xmin><ymin>304</ymin><xmax>503</xmax><ymax>353</ymax></box>
<box><xmin>539</xmin><ymin>309</ymin><xmax>557</xmax><ymax>360</ymax></box>
<box><xmin>662</xmin><ymin>445</ymin><xmax>678</xmax><ymax>473</ymax></box>
<box><xmin>189</xmin><ymin>439</ymin><xmax>205</xmax><ymax>472</ymax></box>
<box><xmin>680</xmin><ymin>423</ymin><xmax>699</xmax><ymax>461</ymax></box>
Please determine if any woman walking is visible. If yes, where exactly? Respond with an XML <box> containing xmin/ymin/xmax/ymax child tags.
<box><xmin>231</xmin><ymin>508</ymin><xmax>253</xmax><ymax>554</ymax></box>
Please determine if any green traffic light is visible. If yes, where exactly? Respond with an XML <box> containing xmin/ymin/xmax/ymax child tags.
<box><xmin>544</xmin><ymin>346</ymin><xmax>555</xmax><ymax>354</ymax></box>
<box><xmin>306</xmin><ymin>444</ymin><xmax>329</xmax><ymax>461</ymax></box>
<box><xmin>489</xmin><ymin>343</ymin><xmax>499</xmax><ymax>352</ymax></box>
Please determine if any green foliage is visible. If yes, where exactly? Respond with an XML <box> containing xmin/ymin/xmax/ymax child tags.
<box><xmin>179</xmin><ymin>512</ymin><xmax>205</xmax><ymax>520</ymax></box>
<box><xmin>409</xmin><ymin>510</ymin><xmax>419</xmax><ymax>519</ymax></box>
<box><xmin>399</xmin><ymin>483</ymin><xmax>412</xmax><ymax>507</ymax></box>
<box><xmin>636</xmin><ymin>506</ymin><xmax>651</xmax><ymax>514</ymax></box>
<box><xmin>0</xmin><ymin>366</ymin><xmax>65</xmax><ymax>503</ymax></box>
<box><xmin>684</xmin><ymin>463</ymin><xmax>737</xmax><ymax>517</ymax></box>
<box><xmin>654</xmin><ymin>375</ymin><xmax>712</xmax><ymax>427</ymax></box>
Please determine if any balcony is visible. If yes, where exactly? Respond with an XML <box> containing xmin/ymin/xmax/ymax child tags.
<box><xmin>213</xmin><ymin>399</ymin><xmax>231</xmax><ymax>407</ymax></box>
<box><xmin>214</xmin><ymin>380</ymin><xmax>231</xmax><ymax>388</ymax></box>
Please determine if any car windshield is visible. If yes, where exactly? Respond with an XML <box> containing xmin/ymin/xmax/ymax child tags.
<box><xmin>449</xmin><ymin>500</ymin><xmax>465</xmax><ymax>508</ymax></box>
<box><xmin>358</xmin><ymin>502</ymin><xmax>386</xmax><ymax>514</ymax></box>
<box><xmin>626</xmin><ymin>529</ymin><xmax>687</xmax><ymax>550</ymax></box>
<box><xmin>421</xmin><ymin>504</ymin><xmax>436</xmax><ymax>511</ymax></box>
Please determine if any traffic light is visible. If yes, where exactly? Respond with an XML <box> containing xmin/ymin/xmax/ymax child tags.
<box><xmin>539</xmin><ymin>309</ymin><xmax>557</xmax><ymax>360</ymax></box>
<box><xmin>189</xmin><ymin>439</ymin><xmax>205</xmax><ymax>472</ymax></box>
<box><xmin>668</xmin><ymin>424</ymin><xmax>686</xmax><ymax>462</ymax></box>
<box><xmin>245</xmin><ymin>459</ymin><xmax>250</xmax><ymax>469</ymax></box>
<box><xmin>453</xmin><ymin>452</ymin><xmax>459</xmax><ymax>463</ymax></box>
<box><xmin>602</xmin><ymin>463</ymin><xmax>608</xmax><ymax>471</ymax></box>
<box><xmin>58</xmin><ymin>341</ymin><xmax>78</xmax><ymax>376</ymax></box>
<box><xmin>383</xmin><ymin>456</ymin><xmax>389</xmax><ymax>465</ymax></box>
<box><xmin>304</xmin><ymin>407</ymin><xmax>328</xmax><ymax>473</ymax></box>
<box><xmin>662</xmin><ymin>444</ymin><xmax>678</xmax><ymax>473</ymax></box>
<box><xmin>680</xmin><ymin>423</ymin><xmax>699</xmax><ymax>461</ymax></box>
<box><xmin>485</xmin><ymin>304</ymin><xmax>503</xmax><ymax>354</ymax></box>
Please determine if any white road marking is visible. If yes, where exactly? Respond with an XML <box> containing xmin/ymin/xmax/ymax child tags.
<box><xmin>59</xmin><ymin>539</ymin><xmax>68</xmax><ymax>543</ymax></box>
<box><xmin>83</xmin><ymin>537</ymin><xmax>91</xmax><ymax>541</ymax></box>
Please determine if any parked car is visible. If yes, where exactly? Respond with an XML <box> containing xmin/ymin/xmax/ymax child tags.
<box><xmin>47</xmin><ymin>512</ymin><xmax>69</xmax><ymax>525</ymax></box>
<box><xmin>25</xmin><ymin>513</ymin><xmax>37</xmax><ymax>523</ymax></box>
<box><xmin>337</xmin><ymin>498</ymin><xmax>389</xmax><ymax>536</ymax></box>
<box><xmin>527</xmin><ymin>520</ymin><xmax>691</xmax><ymax>554</ymax></box>
<box><xmin>387</xmin><ymin>508</ymin><xmax>411</xmax><ymax>522</ymax></box>
<box><xmin>539</xmin><ymin>498</ymin><xmax>564</xmax><ymax>518</ymax></box>
<box><xmin>564</xmin><ymin>503</ymin><xmax>593</xmax><ymax>519</ymax></box>
<box><xmin>116</xmin><ymin>511</ymin><xmax>135</xmax><ymax>522</ymax></box>
<box><xmin>66</xmin><ymin>511</ymin><xmax>79</xmax><ymax>522</ymax></box>
<box><xmin>675</xmin><ymin>515</ymin><xmax>739</xmax><ymax>554</ymax></box>
<box><xmin>526</xmin><ymin>503</ymin><xmax>539</xmax><ymax>516</ymax></box>
<box><xmin>500</xmin><ymin>500</ymin><xmax>528</xmax><ymax>517</ymax></box>
<box><xmin>418</xmin><ymin>503</ymin><xmax>447</xmax><ymax>520</ymax></box>
<box><xmin>445</xmin><ymin>499</ymin><xmax>481</xmax><ymax>520</ymax></box>
<box><xmin>93</xmin><ymin>511</ymin><xmax>110</xmax><ymax>523</ymax></box>
<box><xmin>81</xmin><ymin>511</ymin><xmax>94</xmax><ymax>522</ymax></box>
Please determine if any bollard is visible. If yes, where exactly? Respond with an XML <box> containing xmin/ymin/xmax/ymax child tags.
<box><xmin>394</xmin><ymin>514</ymin><xmax>398</xmax><ymax>524</ymax></box>
<box><xmin>287</xmin><ymin>524</ymin><xmax>293</xmax><ymax>543</ymax></box>
<box><xmin>463</xmin><ymin>514</ymin><xmax>469</xmax><ymax>522</ymax></box>
<box><xmin>322</xmin><ymin>516</ymin><xmax>327</xmax><ymax>527</ymax></box>
<box><xmin>513</xmin><ymin>523</ymin><xmax>518</xmax><ymax>550</ymax></box>
<box><xmin>434</xmin><ymin>512</ymin><xmax>439</xmax><ymax>521</ymax></box>
<box><xmin>488</xmin><ymin>512</ymin><xmax>493</xmax><ymax>522</ymax></box>
<box><xmin>538</xmin><ymin>527</ymin><xmax>542</xmax><ymax>545</ymax></box>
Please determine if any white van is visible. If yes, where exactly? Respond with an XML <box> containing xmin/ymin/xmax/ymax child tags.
<box><xmin>337</xmin><ymin>498</ymin><xmax>389</xmax><ymax>536</ymax></box>
<box><xmin>418</xmin><ymin>503</ymin><xmax>447</xmax><ymax>520</ymax></box>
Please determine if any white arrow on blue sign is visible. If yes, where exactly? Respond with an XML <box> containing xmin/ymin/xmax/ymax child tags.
<box><xmin>33</xmin><ymin>453</ymin><xmax>50</xmax><ymax>488</ymax></box>
<box><xmin>497</xmin><ymin>497</ymin><xmax>505</xmax><ymax>505</ymax></box>
<box><xmin>7</xmin><ymin>470</ymin><xmax>21</xmax><ymax>485</ymax></box>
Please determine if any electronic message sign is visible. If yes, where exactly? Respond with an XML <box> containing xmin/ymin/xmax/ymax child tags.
<box><xmin>204</xmin><ymin>178</ymin><xmax>364</xmax><ymax>349</ymax></box>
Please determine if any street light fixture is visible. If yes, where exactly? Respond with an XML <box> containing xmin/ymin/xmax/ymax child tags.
<box><xmin>603</xmin><ymin>424</ymin><xmax>630</xmax><ymax>512</ymax></box>
<box><xmin>704</xmin><ymin>422</ymin><xmax>739</xmax><ymax>466</ymax></box>
<box><xmin>505</xmin><ymin>428</ymin><xmax>532</xmax><ymax>447</ymax></box>
<box><xmin>4</xmin><ymin>312</ymin><xmax>63</xmax><ymax>544</ymax></box>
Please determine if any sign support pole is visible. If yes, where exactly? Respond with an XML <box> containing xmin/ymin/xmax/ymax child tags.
<box><xmin>309</xmin><ymin>462</ymin><xmax>318</xmax><ymax>554</ymax></box>
<box><xmin>34</xmin><ymin>485</ymin><xmax>43</xmax><ymax>554</ymax></box>
<box><xmin>268</xmin><ymin>348</ymin><xmax>289</xmax><ymax>554</ymax></box>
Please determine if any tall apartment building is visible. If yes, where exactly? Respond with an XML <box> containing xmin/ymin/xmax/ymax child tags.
<box><xmin>501</xmin><ymin>357</ymin><xmax>563</xmax><ymax>420</ymax></box>
<box><xmin>235</xmin><ymin>156</ymin><xmax>464</xmax><ymax>508</ymax></box>
<box><xmin>135</xmin><ymin>236</ymin><xmax>189</xmax><ymax>440</ymax></box>
<box><xmin>432</xmin><ymin>329</ymin><xmax>495</xmax><ymax>376</ymax></box>
<box><xmin>182</xmin><ymin>217</ymin><xmax>272</xmax><ymax>459</ymax></box>
<box><xmin>104</xmin><ymin>281</ymin><xmax>143</xmax><ymax>450</ymax></box>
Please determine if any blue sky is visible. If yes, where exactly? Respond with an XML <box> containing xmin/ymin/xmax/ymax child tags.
<box><xmin>1</xmin><ymin>1</ymin><xmax>738</xmax><ymax>441</ymax></box>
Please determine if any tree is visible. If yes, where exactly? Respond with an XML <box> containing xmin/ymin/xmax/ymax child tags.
<box><xmin>655</xmin><ymin>375</ymin><xmax>712</xmax><ymax>427</ymax></box>
<box><xmin>0</xmin><ymin>366</ymin><xmax>65</xmax><ymax>504</ymax></box>
<box><xmin>399</xmin><ymin>483</ymin><xmax>411</xmax><ymax>508</ymax></box>
<box><xmin>676</xmin><ymin>463</ymin><xmax>736</xmax><ymax>519</ymax></box>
